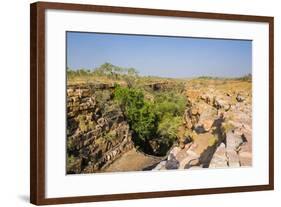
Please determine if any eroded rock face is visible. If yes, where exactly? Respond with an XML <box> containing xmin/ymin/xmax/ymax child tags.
<box><xmin>195</xmin><ymin>103</ymin><xmax>217</xmax><ymax>132</ymax></box>
<box><xmin>67</xmin><ymin>84</ymin><xmax>134</xmax><ymax>174</ymax></box>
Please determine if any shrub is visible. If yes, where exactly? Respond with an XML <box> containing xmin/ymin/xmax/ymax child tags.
<box><xmin>154</xmin><ymin>92</ymin><xmax>186</xmax><ymax>117</ymax></box>
<box><xmin>208</xmin><ymin>135</ymin><xmax>219</xmax><ymax>147</ymax></box>
<box><xmin>114</xmin><ymin>86</ymin><xmax>187</xmax><ymax>154</ymax></box>
<box><xmin>114</xmin><ymin>86</ymin><xmax>157</xmax><ymax>143</ymax></box>
<box><xmin>128</xmin><ymin>102</ymin><xmax>157</xmax><ymax>142</ymax></box>
<box><xmin>104</xmin><ymin>131</ymin><xmax>117</xmax><ymax>141</ymax></box>
<box><xmin>157</xmin><ymin>114</ymin><xmax>182</xmax><ymax>142</ymax></box>
<box><xmin>114</xmin><ymin>86</ymin><xmax>144</xmax><ymax>110</ymax></box>
<box><xmin>221</xmin><ymin>122</ymin><xmax>235</xmax><ymax>134</ymax></box>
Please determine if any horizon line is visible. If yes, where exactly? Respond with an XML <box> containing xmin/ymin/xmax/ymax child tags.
<box><xmin>67</xmin><ymin>67</ymin><xmax>251</xmax><ymax>79</ymax></box>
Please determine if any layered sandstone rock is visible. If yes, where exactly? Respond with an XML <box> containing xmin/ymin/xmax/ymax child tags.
<box><xmin>66</xmin><ymin>84</ymin><xmax>134</xmax><ymax>174</ymax></box>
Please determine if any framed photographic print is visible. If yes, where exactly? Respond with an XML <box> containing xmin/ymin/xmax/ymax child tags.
<box><xmin>30</xmin><ymin>1</ymin><xmax>274</xmax><ymax>205</ymax></box>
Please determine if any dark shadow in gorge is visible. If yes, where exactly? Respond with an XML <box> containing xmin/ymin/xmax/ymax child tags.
<box><xmin>131</xmin><ymin>133</ymin><xmax>174</xmax><ymax>157</ymax></box>
<box><xmin>199</xmin><ymin>145</ymin><xmax>220</xmax><ymax>168</ymax></box>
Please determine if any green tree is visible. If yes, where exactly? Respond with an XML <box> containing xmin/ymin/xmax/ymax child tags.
<box><xmin>114</xmin><ymin>86</ymin><xmax>157</xmax><ymax>143</ymax></box>
<box><xmin>99</xmin><ymin>62</ymin><xmax>114</xmax><ymax>76</ymax></box>
<box><xmin>123</xmin><ymin>67</ymin><xmax>139</xmax><ymax>87</ymax></box>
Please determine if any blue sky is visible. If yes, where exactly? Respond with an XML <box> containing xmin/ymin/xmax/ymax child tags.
<box><xmin>66</xmin><ymin>32</ymin><xmax>252</xmax><ymax>78</ymax></box>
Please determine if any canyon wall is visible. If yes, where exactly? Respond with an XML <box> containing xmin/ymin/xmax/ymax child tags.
<box><xmin>66</xmin><ymin>83</ymin><xmax>134</xmax><ymax>174</ymax></box>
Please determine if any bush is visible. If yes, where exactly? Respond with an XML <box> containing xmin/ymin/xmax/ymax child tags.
<box><xmin>208</xmin><ymin>135</ymin><xmax>219</xmax><ymax>147</ymax></box>
<box><xmin>128</xmin><ymin>102</ymin><xmax>157</xmax><ymax>142</ymax></box>
<box><xmin>114</xmin><ymin>86</ymin><xmax>157</xmax><ymax>143</ymax></box>
<box><xmin>114</xmin><ymin>86</ymin><xmax>144</xmax><ymax>110</ymax></box>
<box><xmin>154</xmin><ymin>92</ymin><xmax>186</xmax><ymax>117</ymax></box>
<box><xmin>114</xmin><ymin>86</ymin><xmax>188</xmax><ymax>155</ymax></box>
<box><xmin>157</xmin><ymin>114</ymin><xmax>182</xmax><ymax>142</ymax></box>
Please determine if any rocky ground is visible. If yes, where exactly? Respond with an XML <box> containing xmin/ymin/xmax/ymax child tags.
<box><xmin>66</xmin><ymin>78</ymin><xmax>252</xmax><ymax>174</ymax></box>
<box><xmin>153</xmin><ymin>79</ymin><xmax>252</xmax><ymax>170</ymax></box>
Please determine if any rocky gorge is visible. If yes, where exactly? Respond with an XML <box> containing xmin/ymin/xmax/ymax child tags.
<box><xmin>66</xmin><ymin>78</ymin><xmax>252</xmax><ymax>174</ymax></box>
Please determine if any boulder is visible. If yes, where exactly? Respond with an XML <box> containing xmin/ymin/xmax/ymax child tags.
<box><xmin>183</xmin><ymin>108</ymin><xmax>197</xmax><ymax>129</ymax></box>
<box><xmin>225</xmin><ymin>130</ymin><xmax>244</xmax><ymax>167</ymax></box>
<box><xmin>213</xmin><ymin>96</ymin><xmax>231</xmax><ymax>111</ymax></box>
<box><xmin>169</xmin><ymin>146</ymin><xmax>181</xmax><ymax>158</ymax></box>
<box><xmin>194</xmin><ymin>103</ymin><xmax>217</xmax><ymax>132</ymax></box>
<box><xmin>153</xmin><ymin>161</ymin><xmax>167</xmax><ymax>170</ymax></box>
<box><xmin>200</xmin><ymin>94</ymin><xmax>212</xmax><ymax>104</ymax></box>
<box><xmin>227</xmin><ymin>150</ymin><xmax>240</xmax><ymax>167</ymax></box>
<box><xmin>209</xmin><ymin>143</ymin><xmax>228</xmax><ymax>168</ymax></box>
<box><xmin>236</xmin><ymin>94</ymin><xmax>245</xmax><ymax>102</ymax></box>
<box><xmin>225</xmin><ymin>131</ymin><xmax>244</xmax><ymax>151</ymax></box>
<box><xmin>165</xmin><ymin>154</ymin><xmax>180</xmax><ymax>169</ymax></box>
<box><xmin>182</xmin><ymin>150</ymin><xmax>200</xmax><ymax>169</ymax></box>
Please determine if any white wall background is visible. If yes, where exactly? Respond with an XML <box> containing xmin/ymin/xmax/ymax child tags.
<box><xmin>0</xmin><ymin>0</ymin><xmax>279</xmax><ymax>206</ymax></box>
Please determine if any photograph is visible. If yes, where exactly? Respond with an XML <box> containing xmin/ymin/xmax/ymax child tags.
<box><xmin>28</xmin><ymin>2</ymin><xmax>274</xmax><ymax>204</ymax></box>
<box><xmin>66</xmin><ymin>31</ymin><xmax>252</xmax><ymax>174</ymax></box>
